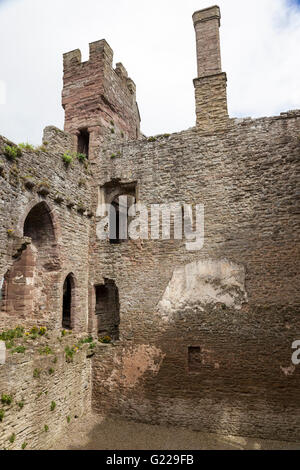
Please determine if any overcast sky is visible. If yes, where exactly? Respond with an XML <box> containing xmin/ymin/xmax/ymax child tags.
<box><xmin>0</xmin><ymin>0</ymin><xmax>299</xmax><ymax>144</ymax></box>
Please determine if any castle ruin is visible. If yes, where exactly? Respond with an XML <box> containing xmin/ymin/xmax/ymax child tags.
<box><xmin>0</xmin><ymin>6</ymin><xmax>299</xmax><ymax>449</ymax></box>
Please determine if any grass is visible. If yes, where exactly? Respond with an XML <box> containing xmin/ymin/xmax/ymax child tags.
<box><xmin>18</xmin><ymin>143</ymin><xmax>35</xmax><ymax>151</ymax></box>
<box><xmin>62</xmin><ymin>151</ymin><xmax>88</xmax><ymax>165</ymax></box>
<box><xmin>50</xmin><ymin>401</ymin><xmax>56</xmax><ymax>412</ymax></box>
<box><xmin>35</xmin><ymin>145</ymin><xmax>48</xmax><ymax>153</ymax></box>
<box><xmin>77</xmin><ymin>153</ymin><xmax>87</xmax><ymax>162</ymax></box>
<box><xmin>11</xmin><ymin>346</ymin><xmax>26</xmax><ymax>354</ymax></box>
<box><xmin>39</xmin><ymin>327</ymin><xmax>47</xmax><ymax>336</ymax></box>
<box><xmin>65</xmin><ymin>345</ymin><xmax>75</xmax><ymax>362</ymax></box>
<box><xmin>33</xmin><ymin>368</ymin><xmax>41</xmax><ymax>379</ymax></box>
<box><xmin>27</xmin><ymin>326</ymin><xmax>47</xmax><ymax>340</ymax></box>
<box><xmin>0</xmin><ymin>326</ymin><xmax>24</xmax><ymax>341</ymax></box>
<box><xmin>78</xmin><ymin>336</ymin><xmax>93</xmax><ymax>345</ymax></box>
<box><xmin>0</xmin><ymin>326</ymin><xmax>26</xmax><ymax>350</ymax></box>
<box><xmin>39</xmin><ymin>346</ymin><xmax>53</xmax><ymax>356</ymax></box>
<box><xmin>99</xmin><ymin>335</ymin><xmax>112</xmax><ymax>344</ymax></box>
<box><xmin>62</xmin><ymin>152</ymin><xmax>73</xmax><ymax>165</ymax></box>
<box><xmin>1</xmin><ymin>394</ymin><xmax>13</xmax><ymax>406</ymax></box>
<box><xmin>9</xmin><ymin>433</ymin><xmax>16</xmax><ymax>444</ymax></box>
<box><xmin>3</xmin><ymin>144</ymin><xmax>22</xmax><ymax>160</ymax></box>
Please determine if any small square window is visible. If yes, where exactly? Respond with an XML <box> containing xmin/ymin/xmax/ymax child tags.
<box><xmin>188</xmin><ymin>346</ymin><xmax>202</xmax><ymax>373</ymax></box>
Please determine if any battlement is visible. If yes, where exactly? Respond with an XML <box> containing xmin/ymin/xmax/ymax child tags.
<box><xmin>63</xmin><ymin>40</ymin><xmax>114</xmax><ymax>70</ymax></box>
<box><xmin>62</xmin><ymin>39</ymin><xmax>137</xmax><ymax>106</ymax></box>
<box><xmin>62</xmin><ymin>39</ymin><xmax>141</xmax><ymax>158</ymax></box>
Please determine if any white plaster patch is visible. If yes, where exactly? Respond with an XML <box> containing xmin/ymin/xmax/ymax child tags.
<box><xmin>158</xmin><ymin>259</ymin><xmax>247</xmax><ymax>321</ymax></box>
<box><xmin>26</xmin><ymin>277</ymin><xmax>34</xmax><ymax>286</ymax></box>
<box><xmin>0</xmin><ymin>341</ymin><xmax>6</xmax><ymax>365</ymax></box>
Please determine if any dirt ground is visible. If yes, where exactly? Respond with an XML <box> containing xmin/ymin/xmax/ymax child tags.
<box><xmin>51</xmin><ymin>413</ymin><xmax>300</xmax><ymax>450</ymax></box>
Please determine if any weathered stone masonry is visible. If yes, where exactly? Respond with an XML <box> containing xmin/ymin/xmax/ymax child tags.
<box><xmin>0</xmin><ymin>5</ymin><xmax>299</xmax><ymax>448</ymax></box>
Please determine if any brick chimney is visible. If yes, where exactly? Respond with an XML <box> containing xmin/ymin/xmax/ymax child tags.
<box><xmin>193</xmin><ymin>6</ymin><xmax>228</xmax><ymax>132</ymax></box>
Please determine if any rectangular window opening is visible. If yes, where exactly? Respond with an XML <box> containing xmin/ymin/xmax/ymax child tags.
<box><xmin>77</xmin><ymin>128</ymin><xmax>90</xmax><ymax>158</ymax></box>
<box><xmin>188</xmin><ymin>346</ymin><xmax>202</xmax><ymax>373</ymax></box>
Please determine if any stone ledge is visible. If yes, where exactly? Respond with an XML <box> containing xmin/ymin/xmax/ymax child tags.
<box><xmin>193</xmin><ymin>6</ymin><xmax>221</xmax><ymax>27</ymax></box>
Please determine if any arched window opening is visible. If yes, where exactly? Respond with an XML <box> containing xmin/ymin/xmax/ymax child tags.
<box><xmin>62</xmin><ymin>274</ymin><xmax>75</xmax><ymax>329</ymax></box>
<box><xmin>1</xmin><ymin>202</ymin><xmax>60</xmax><ymax>326</ymax></box>
<box><xmin>95</xmin><ymin>279</ymin><xmax>120</xmax><ymax>340</ymax></box>
<box><xmin>23</xmin><ymin>201</ymin><xmax>58</xmax><ymax>271</ymax></box>
<box><xmin>0</xmin><ymin>246</ymin><xmax>36</xmax><ymax>318</ymax></box>
<box><xmin>101</xmin><ymin>180</ymin><xmax>137</xmax><ymax>245</ymax></box>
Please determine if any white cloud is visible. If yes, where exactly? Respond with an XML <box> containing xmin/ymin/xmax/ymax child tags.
<box><xmin>0</xmin><ymin>0</ymin><xmax>299</xmax><ymax>144</ymax></box>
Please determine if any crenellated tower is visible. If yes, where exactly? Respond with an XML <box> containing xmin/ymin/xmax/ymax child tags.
<box><xmin>62</xmin><ymin>39</ymin><xmax>141</xmax><ymax>159</ymax></box>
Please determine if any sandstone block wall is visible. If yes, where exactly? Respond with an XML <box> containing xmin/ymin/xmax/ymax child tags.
<box><xmin>62</xmin><ymin>39</ymin><xmax>141</xmax><ymax>161</ymax></box>
<box><xmin>0</xmin><ymin>4</ymin><xmax>299</xmax><ymax>446</ymax></box>
<box><xmin>193</xmin><ymin>6</ymin><xmax>228</xmax><ymax>132</ymax></box>
<box><xmin>193</xmin><ymin>6</ymin><xmax>222</xmax><ymax>77</ymax></box>
<box><xmin>0</xmin><ymin>131</ymin><xmax>92</xmax><ymax>332</ymax></box>
<box><xmin>0</xmin><ymin>336</ymin><xmax>92</xmax><ymax>450</ymax></box>
<box><xmin>90</xmin><ymin>110</ymin><xmax>300</xmax><ymax>441</ymax></box>
<box><xmin>194</xmin><ymin>73</ymin><xmax>228</xmax><ymax>132</ymax></box>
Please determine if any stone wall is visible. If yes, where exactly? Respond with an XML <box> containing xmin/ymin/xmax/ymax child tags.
<box><xmin>0</xmin><ymin>131</ymin><xmax>92</xmax><ymax>332</ymax></box>
<box><xmin>62</xmin><ymin>40</ymin><xmax>141</xmax><ymax>161</ymax></box>
<box><xmin>90</xmin><ymin>110</ymin><xmax>300</xmax><ymax>441</ymax></box>
<box><xmin>193</xmin><ymin>7</ymin><xmax>228</xmax><ymax>132</ymax></box>
<box><xmin>0</xmin><ymin>129</ymin><xmax>95</xmax><ymax>449</ymax></box>
<box><xmin>0</xmin><ymin>334</ymin><xmax>92</xmax><ymax>450</ymax></box>
<box><xmin>0</xmin><ymin>4</ymin><xmax>299</xmax><ymax>446</ymax></box>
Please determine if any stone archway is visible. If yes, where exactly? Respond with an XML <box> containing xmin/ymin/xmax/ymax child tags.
<box><xmin>1</xmin><ymin>201</ymin><xmax>61</xmax><ymax>326</ymax></box>
<box><xmin>0</xmin><ymin>245</ymin><xmax>37</xmax><ymax>320</ymax></box>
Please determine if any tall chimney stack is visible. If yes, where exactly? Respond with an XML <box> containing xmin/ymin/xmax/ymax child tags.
<box><xmin>193</xmin><ymin>6</ymin><xmax>228</xmax><ymax>132</ymax></box>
